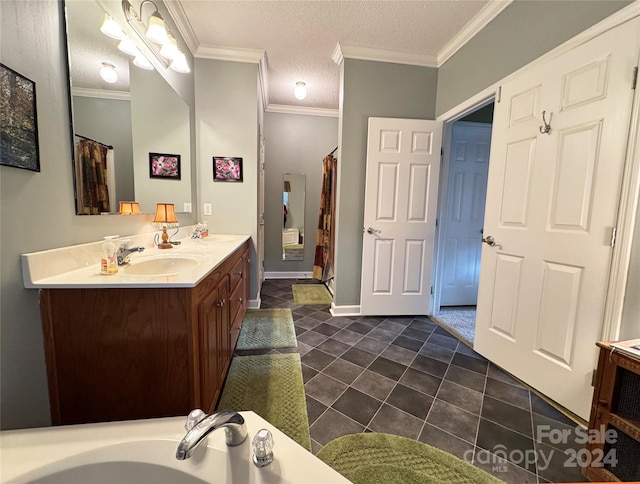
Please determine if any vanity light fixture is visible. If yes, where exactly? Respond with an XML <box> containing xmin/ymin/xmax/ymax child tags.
<box><xmin>133</xmin><ymin>54</ymin><xmax>154</xmax><ymax>70</ymax></box>
<box><xmin>119</xmin><ymin>201</ymin><xmax>141</xmax><ymax>215</ymax></box>
<box><xmin>99</xmin><ymin>14</ymin><xmax>126</xmax><ymax>40</ymax></box>
<box><xmin>99</xmin><ymin>63</ymin><xmax>118</xmax><ymax>84</ymax></box>
<box><xmin>152</xmin><ymin>203</ymin><xmax>178</xmax><ymax>249</ymax></box>
<box><xmin>294</xmin><ymin>81</ymin><xmax>307</xmax><ymax>100</ymax></box>
<box><xmin>117</xmin><ymin>37</ymin><xmax>140</xmax><ymax>57</ymax></box>
<box><xmin>122</xmin><ymin>0</ymin><xmax>189</xmax><ymax>73</ymax></box>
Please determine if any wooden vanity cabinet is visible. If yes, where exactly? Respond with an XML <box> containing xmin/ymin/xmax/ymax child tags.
<box><xmin>40</xmin><ymin>240</ymin><xmax>250</xmax><ymax>426</ymax></box>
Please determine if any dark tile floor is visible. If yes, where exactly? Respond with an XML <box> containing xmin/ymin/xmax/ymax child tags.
<box><xmin>252</xmin><ymin>279</ymin><xmax>589</xmax><ymax>484</ymax></box>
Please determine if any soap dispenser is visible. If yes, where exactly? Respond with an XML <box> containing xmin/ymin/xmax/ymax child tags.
<box><xmin>101</xmin><ymin>236</ymin><xmax>119</xmax><ymax>275</ymax></box>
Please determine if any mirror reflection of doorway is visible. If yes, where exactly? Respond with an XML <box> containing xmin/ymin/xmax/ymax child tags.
<box><xmin>282</xmin><ymin>173</ymin><xmax>305</xmax><ymax>261</ymax></box>
<box><xmin>433</xmin><ymin>102</ymin><xmax>494</xmax><ymax>344</ymax></box>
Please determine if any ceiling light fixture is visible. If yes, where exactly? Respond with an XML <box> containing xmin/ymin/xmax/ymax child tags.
<box><xmin>294</xmin><ymin>81</ymin><xmax>307</xmax><ymax>100</ymax></box>
<box><xmin>99</xmin><ymin>14</ymin><xmax>126</xmax><ymax>40</ymax></box>
<box><xmin>99</xmin><ymin>62</ymin><xmax>118</xmax><ymax>84</ymax></box>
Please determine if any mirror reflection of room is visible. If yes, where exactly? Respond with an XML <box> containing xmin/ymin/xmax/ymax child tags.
<box><xmin>282</xmin><ymin>173</ymin><xmax>305</xmax><ymax>261</ymax></box>
<box><xmin>65</xmin><ymin>0</ymin><xmax>192</xmax><ymax>215</ymax></box>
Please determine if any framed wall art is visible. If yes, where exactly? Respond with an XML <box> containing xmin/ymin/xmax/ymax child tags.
<box><xmin>149</xmin><ymin>152</ymin><xmax>181</xmax><ymax>179</ymax></box>
<box><xmin>213</xmin><ymin>157</ymin><xmax>243</xmax><ymax>182</ymax></box>
<box><xmin>0</xmin><ymin>63</ymin><xmax>40</xmax><ymax>172</ymax></box>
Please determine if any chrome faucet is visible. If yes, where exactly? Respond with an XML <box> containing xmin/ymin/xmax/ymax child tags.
<box><xmin>117</xmin><ymin>239</ymin><xmax>145</xmax><ymax>265</ymax></box>
<box><xmin>176</xmin><ymin>410</ymin><xmax>248</xmax><ymax>460</ymax></box>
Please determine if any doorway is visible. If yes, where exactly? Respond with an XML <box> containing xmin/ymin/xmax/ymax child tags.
<box><xmin>433</xmin><ymin>102</ymin><xmax>494</xmax><ymax>344</ymax></box>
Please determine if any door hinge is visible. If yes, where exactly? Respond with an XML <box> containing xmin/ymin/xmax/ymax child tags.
<box><xmin>497</xmin><ymin>86</ymin><xmax>502</xmax><ymax>103</ymax></box>
<box><xmin>440</xmin><ymin>147</ymin><xmax>444</xmax><ymax>157</ymax></box>
<box><xmin>430</xmin><ymin>286</ymin><xmax>434</xmax><ymax>295</ymax></box>
<box><xmin>633</xmin><ymin>66</ymin><xmax>638</xmax><ymax>90</ymax></box>
<box><xmin>610</xmin><ymin>227</ymin><xmax>617</xmax><ymax>247</ymax></box>
<box><xmin>435</xmin><ymin>218</ymin><xmax>438</xmax><ymax>228</ymax></box>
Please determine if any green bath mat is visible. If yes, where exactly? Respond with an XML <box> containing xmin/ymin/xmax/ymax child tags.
<box><xmin>217</xmin><ymin>354</ymin><xmax>312</xmax><ymax>451</ymax></box>
<box><xmin>236</xmin><ymin>308</ymin><xmax>297</xmax><ymax>350</ymax></box>
<box><xmin>292</xmin><ymin>284</ymin><xmax>333</xmax><ymax>305</ymax></box>
<box><xmin>317</xmin><ymin>433</ymin><xmax>502</xmax><ymax>484</ymax></box>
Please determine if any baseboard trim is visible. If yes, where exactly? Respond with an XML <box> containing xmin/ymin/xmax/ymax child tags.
<box><xmin>330</xmin><ymin>303</ymin><xmax>361</xmax><ymax>317</ymax></box>
<box><xmin>264</xmin><ymin>271</ymin><xmax>314</xmax><ymax>279</ymax></box>
<box><xmin>248</xmin><ymin>298</ymin><xmax>261</xmax><ymax>309</ymax></box>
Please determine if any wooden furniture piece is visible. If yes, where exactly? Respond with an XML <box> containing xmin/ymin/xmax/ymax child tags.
<box><xmin>584</xmin><ymin>342</ymin><xmax>640</xmax><ymax>482</ymax></box>
<box><xmin>40</xmin><ymin>241</ymin><xmax>250</xmax><ymax>425</ymax></box>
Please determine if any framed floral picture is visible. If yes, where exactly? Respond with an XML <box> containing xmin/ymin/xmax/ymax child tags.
<box><xmin>149</xmin><ymin>153</ymin><xmax>180</xmax><ymax>179</ymax></box>
<box><xmin>214</xmin><ymin>157</ymin><xmax>243</xmax><ymax>182</ymax></box>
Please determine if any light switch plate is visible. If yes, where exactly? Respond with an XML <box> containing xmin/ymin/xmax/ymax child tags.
<box><xmin>204</xmin><ymin>203</ymin><xmax>212</xmax><ymax>215</ymax></box>
<box><xmin>183</xmin><ymin>203</ymin><xmax>192</xmax><ymax>213</ymax></box>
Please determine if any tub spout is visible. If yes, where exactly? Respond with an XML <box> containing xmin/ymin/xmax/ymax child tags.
<box><xmin>176</xmin><ymin>410</ymin><xmax>247</xmax><ymax>460</ymax></box>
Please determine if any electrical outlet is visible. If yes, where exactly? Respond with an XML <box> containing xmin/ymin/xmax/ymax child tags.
<box><xmin>183</xmin><ymin>203</ymin><xmax>192</xmax><ymax>213</ymax></box>
<box><xmin>203</xmin><ymin>203</ymin><xmax>212</xmax><ymax>216</ymax></box>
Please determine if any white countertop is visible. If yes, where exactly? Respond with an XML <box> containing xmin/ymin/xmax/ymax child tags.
<box><xmin>21</xmin><ymin>231</ymin><xmax>250</xmax><ymax>289</ymax></box>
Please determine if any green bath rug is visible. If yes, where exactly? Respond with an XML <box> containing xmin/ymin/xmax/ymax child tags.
<box><xmin>236</xmin><ymin>308</ymin><xmax>297</xmax><ymax>350</ymax></box>
<box><xmin>292</xmin><ymin>284</ymin><xmax>332</xmax><ymax>305</ymax></box>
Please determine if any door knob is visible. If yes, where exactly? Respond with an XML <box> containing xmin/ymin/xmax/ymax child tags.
<box><xmin>482</xmin><ymin>235</ymin><xmax>496</xmax><ymax>246</ymax></box>
<box><xmin>366</xmin><ymin>227</ymin><xmax>381</xmax><ymax>235</ymax></box>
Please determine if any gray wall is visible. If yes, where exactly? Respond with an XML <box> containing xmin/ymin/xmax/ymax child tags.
<box><xmin>263</xmin><ymin>112</ymin><xmax>339</xmax><ymax>273</ymax></box>
<box><xmin>194</xmin><ymin>58</ymin><xmax>260</xmax><ymax>299</ymax></box>
<box><xmin>436</xmin><ymin>0</ymin><xmax>631</xmax><ymax>116</ymax></box>
<box><xmin>72</xmin><ymin>96</ymin><xmax>135</xmax><ymax>206</ymax></box>
<box><xmin>334</xmin><ymin>60</ymin><xmax>438</xmax><ymax>306</ymax></box>
<box><xmin>0</xmin><ymin>0</ymin><xmax>195</xmax><ymax>430</ymax></box>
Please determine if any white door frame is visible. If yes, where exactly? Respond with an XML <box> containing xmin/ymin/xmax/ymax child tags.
<box><xmin>433</xmin><ymin>101</ymin><xmax>495</xmax><ymax>314</ymax></box>
<box><xmin>435</xmin><ymin>3</ymin><xmax>640</xmax><ymax>341</ymax></box>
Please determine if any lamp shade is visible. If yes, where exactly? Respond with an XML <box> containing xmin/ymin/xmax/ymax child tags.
<box><xmin>160</xmin><ymin>32</ymin><xmax>179</xmax><ymax>60</ymax></box>
<box><xmin>146</xmin><ymin>11</ymin><xmax>168</xmax><ymax>44</ymax></box>
<box><xmin>133</xmin><ymin>54</ymin><xmax>154</xmax><ymax>70</ymax></box>
<box><xmin>170</xmin><ymin>51</ymin><xmax>190</xmax><ymax>74</ymax></box>
<box><xmin>117</xmin><ymin>37</ymin><xmax>140</xmax><ymax>56</ymax></box>
<box><xmin>152</xmin><ymin>203</ymin><xmax>178</xmax><ymax>226</ymax></box>
<box><xmin>119</xmin><ymin>201</ymin><xmax>141</xmax><ymax>215</ymax></box>
<box><xmin>100</xmin><ymin>14</ymin><xmax>126</xmax><ymax>40</ymax></box>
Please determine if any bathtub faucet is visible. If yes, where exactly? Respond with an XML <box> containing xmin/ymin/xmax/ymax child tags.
<box><xmin>175</xmin><ymin>410</ymin><xmax>248</xmax><ymax>460</ymax></box>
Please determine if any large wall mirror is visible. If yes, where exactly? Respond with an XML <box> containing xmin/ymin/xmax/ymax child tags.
<box><xmin>64</xmin><ymin>0</ymin><xmax>192</xmax><ymax>215</ymax></box>
<box><xmin>282</xmin><ymin>173</ymin><xmax>305</xmax><ymax>261</ymax></box>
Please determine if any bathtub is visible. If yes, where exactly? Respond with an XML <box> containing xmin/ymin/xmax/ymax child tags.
<box><xmin>1</xmin><ymin>411</ymin><xmax>348</xmax><ymax>483</ymax></box>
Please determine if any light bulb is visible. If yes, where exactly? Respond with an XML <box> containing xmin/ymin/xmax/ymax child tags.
<box><xmin>99</xmin><ymin>14</ymin><xmax>126</xmax><ymax>40</ymax></box>
<box><xmin>146</xmin><ymin>11</ymin><xmax>168</xmax><ymax>44</ymax></box>
<box><xmin>99</xmin><ymin>63</ymin><xmax>118</xmax><ymax>84</ymax></box>
<box><xmin>170</xmin><ymin>51</ymin><xmax>190</xmax><ymax>73</ymax></box>
<box><xmin>133</xmin><ymin>55</ymin><xmax>154</xmax><ymax>70</ymax></box>
<box><xmin>294</xmin><ymin>81</ymin><xmax>307</xmax><ymax>100</ymax></box>
<box><xmin>160</xmin><ymin>32</ymin><xmax>179</xmax><ymax>60</ymax></box>
<box><xmin>117</xmin><ymin>37</ymin><xmax>139</xmax><ymax>57</ymax></box>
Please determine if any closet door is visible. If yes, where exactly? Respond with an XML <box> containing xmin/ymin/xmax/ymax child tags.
<box><xmin>475</xmin><ymin>17</ymin><xmax>639</xmax><ymax>419</ymax></box>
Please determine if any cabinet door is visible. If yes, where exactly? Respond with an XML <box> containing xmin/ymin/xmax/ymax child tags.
<box><xmin>215</xmin><ymin>279</ymin><xmax>231</xmax><ymax>393</ymax></box>
<box><xmin>198</xmin><ymin>286</ymin><xmax>222</xmax><ymax>411</ymax></box>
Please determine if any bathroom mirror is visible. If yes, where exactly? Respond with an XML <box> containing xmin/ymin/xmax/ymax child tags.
<box><xmin>64</xmin><ymin>0</ymin><xmax>192</xmax><ymax>215</ymax></box>
<box><xmin>282</xmin><ymin>173</ymin><xmax>305</xmax><ymax>261</ymax></box>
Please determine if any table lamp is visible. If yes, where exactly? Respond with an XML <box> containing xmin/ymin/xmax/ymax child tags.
<box><xmin>119</xmin><ymin>201</ymin><xmax>141</xmax><ymax>215</ymax></box>
<box><xmin>152</xmin><ymin>203</ymin><xmax>178</xmax><ymax>249</ymax></box>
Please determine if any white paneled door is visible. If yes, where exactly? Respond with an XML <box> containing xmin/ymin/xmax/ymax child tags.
<box><xmin>475</xmin><ymin>18</ymin><xmax>640</xmax><ymax>419</ymax></box>
<box><xmin>361</xmin><ymin>117</ymin><xmax>443</xmax><ymax>315</ymax></box>
<box><xmin>441</xmin><ymin>122</ymin><xmax>492</xmax><ymax>306</ymax></box>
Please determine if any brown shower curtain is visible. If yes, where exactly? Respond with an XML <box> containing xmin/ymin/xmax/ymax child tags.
<box><xmin>313</xmin><ymin>153</ymin><xmax>337</xmax><ymax>281</ymax></box>
<box><xmin>76</xmin><ymin>139</ymin><xmax>110</xmax><ymax>215</ymax></box>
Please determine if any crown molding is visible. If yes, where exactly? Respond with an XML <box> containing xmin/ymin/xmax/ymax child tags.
<box><xmin>163</xmin><ymin>0</ymin><xmax>200</xmax><ymax>56</ymax></box>
<box><xmin>71</xmin><ymin>87</ymin><xmax>131</xmax><ymax>101</ymax></box>
<box><xmin>437</xmin><ymin>0</ymin><xmax>513</xmax><ymax>66</ymax></box>
<box><xmin>334</xmin><ymin>43</ymin><xmax>438</xmax><ymax>67</ymax></box>
<box><xmin>266</xmin><ymin>104</ymin><xmax>339</xmax><ymax>118</ymax></box>
<box><xmin>195</xmin><ymin>45</ymin><xmax>265</xmax><ymax>63</ymax></box>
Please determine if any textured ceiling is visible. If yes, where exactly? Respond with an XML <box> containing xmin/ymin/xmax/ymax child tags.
<box><xmin>66</xmin><ymin>1</ymin><xmax>500</xmax><ymax>111</ymax></box>
<box><xmin>179</xmin><ymin>0</ymin><xmax>492</xmax><ymax>110</ymax></box>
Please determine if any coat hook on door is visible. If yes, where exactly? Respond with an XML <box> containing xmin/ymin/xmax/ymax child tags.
<box><xmin>539</xmin><ymin>110</ymin><xmax>552</xmax><ymax>134</ymax></box>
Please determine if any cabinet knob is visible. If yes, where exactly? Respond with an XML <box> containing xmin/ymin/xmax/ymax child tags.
<box><xmin>216</xmin><ymin>299</ymin><xmax>225</xmax><ymax>307</ymax></box>
<box><xmin>236</xmin><ymin>271</ymin><xmax>242</xmax><ymax>276</ymax></box>
<box><xmin>239</xmin><ymin>298</ymin><xmax>243</xmax><ymax>303</ymax></box>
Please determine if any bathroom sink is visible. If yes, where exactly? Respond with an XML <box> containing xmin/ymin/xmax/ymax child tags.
<box><xmin>122</xmin><ymin>256</ymin><xmax>200</xmax><ymax>276</ymax></box>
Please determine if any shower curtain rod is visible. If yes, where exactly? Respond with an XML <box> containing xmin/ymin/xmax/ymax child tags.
<box><xmin>74</xmin><ymin>133</ymin><xmax>113</xmax><ymax>149</ymax></box>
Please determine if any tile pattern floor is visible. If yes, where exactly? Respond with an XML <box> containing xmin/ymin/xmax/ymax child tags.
<box><xmin>243</xmin><ymin>279</ymin><xmax>589</xmax><ymax>484</ymax></box>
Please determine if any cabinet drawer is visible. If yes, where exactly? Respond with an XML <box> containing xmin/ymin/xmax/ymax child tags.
<box><xmin>229</xmin><ymin>253</ymin><xmax>245</xmax><ymax>294</ymax></box>
<box><xmin>229</xmin><ymin>280</ymin><xmax>245</xmax><ymax>327</ymax></box>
